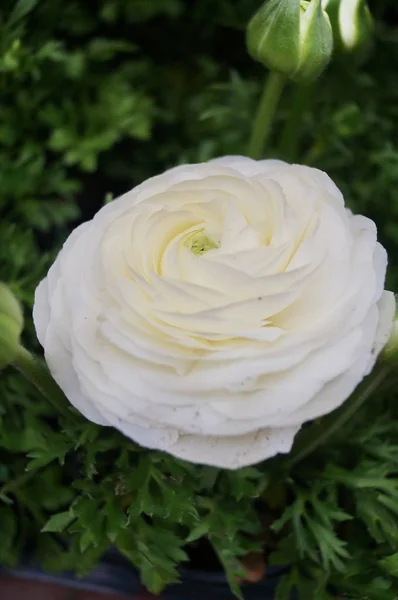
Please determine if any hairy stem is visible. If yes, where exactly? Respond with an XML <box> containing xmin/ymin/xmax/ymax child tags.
<box><xmin>278</xmin><ymin>83</ymin><xmax>313</xmax><ymax>162</ymax></box>
<box><xmin>12</xmin><ymin>346</ymin><xmax>73</xmax><ymax>419</ymax></box>
<box><xmin>247</xmin><ymin>71</ymin><xmax>286</xmax><ymax>160</ymax></box>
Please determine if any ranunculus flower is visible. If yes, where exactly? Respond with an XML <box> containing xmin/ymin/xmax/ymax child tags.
<box><xmin>33</xmin><ymin>157</ymin><xmax>395</xmax><ymax>469</ymax></box>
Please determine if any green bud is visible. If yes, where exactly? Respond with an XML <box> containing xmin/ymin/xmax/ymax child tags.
<box><xmin>246</xmin><ymin>0</ymin><xmax>333</xmax><ymax>83</ymax></box>
<box><xmin>0</xmin><ymin>283</ymin><xmax>23</xmax><ymax>369</ymax></box>
<box><xmin>323</xmin><ymin>0</ymin><xmax>374</xmax><ymax>60</ymax></box>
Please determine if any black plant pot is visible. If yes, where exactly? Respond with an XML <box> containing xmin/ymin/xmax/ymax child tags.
<box><xmin>1</xmin><ymin>548</ymin><xmax>288</xmax><ymax>599</ymax></box>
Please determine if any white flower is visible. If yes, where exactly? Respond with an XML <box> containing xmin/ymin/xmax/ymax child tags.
<box><xmin>33</xmin><ymin>157</ymin><xmax>395</xmax><ymax>469</ymax></box>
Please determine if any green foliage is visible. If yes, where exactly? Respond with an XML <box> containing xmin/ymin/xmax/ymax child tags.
<box><xmin>272</xmin><ymin>483</ymin><xmax>351</xmax><ymax>571</ymax></box>
<box><xmin>1</xmin><ymin>0</ymin><xmax>398</xmax><ymax>599</ymax></box>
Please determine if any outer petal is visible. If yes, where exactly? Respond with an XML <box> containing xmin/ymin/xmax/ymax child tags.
<box><xmin>209</xmin><ymin>155</ymin><xmax>287</xmax><ymax>176</ymax></box>
<box><xmin>33</xmin><ymin>278</ymin><xmax>50</xmax><ymax>347</ymax></box>
<box><xmin>44</xmin><ymin>321</ymin><xmax>109</xmax><ymax>426</ymax></box>
<box><xmin>166</xmin><ymin>424</ymin><xmax>300</xmax><ymax>469</ymax></box>
<box><xmin>278</xmin><ymin>298</ymin><xmax>393</xmax><ymax>427</ymax></box>
<box><xmin>100</xmin><ymin>407</ymin><xmax>180</xmax><ymax>452</ymax></box>
<box><xmin>34</xmin><ymin>227</ymin><xmax>109</xmax><ymax>427</ymax></box>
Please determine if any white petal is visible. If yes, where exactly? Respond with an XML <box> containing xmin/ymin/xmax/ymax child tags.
<box><xmin>101</xmin><ymin>406</ymin><xmax>180</xmax><ymax>451</ymax></box>
<box><xmin>44</xmin><ymin>323</ymin><xmax>109</xmax><ymax>426</ymax></box>
<box><xmin>209</xmin><ymin>155</ymin><xmax>287</xmax><ymax>176</ymax></box>
<box><xmin>289</xmin><ymin>164</ymin><xmax>345</xmax><ymax>206</ymax></box>
<box><xmin>33</xmin><ymin>278</ymin><xmax>50</xmax><ymax>347</ymax></box>
<box><xmin>165</xmin><ymin>425</ymin><xmax>300</xmax><ymax>469</ymax></box>
<box><xmin>278</xmin><ymin>304</ymin><xmax>380</xmax><ymax>426</ymax></box>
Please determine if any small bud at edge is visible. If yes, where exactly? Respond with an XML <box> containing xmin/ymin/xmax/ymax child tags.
<box><xmin>0</xmin><ymin>283</ymin><xmax>24</xmax><ymax>369</ymax></box>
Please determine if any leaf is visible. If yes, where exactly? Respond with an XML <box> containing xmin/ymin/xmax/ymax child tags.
<box><xmin>141</xmin><ymin>565</ymin><xmax>169</xmax><ymax>595</ymax></box>
<box><xmin>25</xmin><ymin>455</ymin><xmax>58</xmax><ymax>471</ymax></box>
<box><xmin>379</xmin><ymin>553</ymin><xmax>398</xmax><ymax>578</ymax></box>
<box><xmin>126</xmin><ymin>457</ymin><xmax>150</xmax><ymax>491</ymax></box>
<box><xmin>42</xmin><ymin>511</ymin><xmax>75</xmax><ymax>533</ymax></box>
<box><xmin>186</xmin><ymin>522</ymin><xmax>210</xmax><ymax>542</ymax></box>
<box><xmin>212</xmin><ymin>545</ymin><xmax>244</xmax><ymax>600</ymax></box>
<box><xmin>197</xmin><ymin>467</ymin><xmax>220</xmax><ymax>490</ymax></box>
<box><xmin>0</xmin><ymin>506</ymin><xmax>17</xmax><ymax>564</ymax></box>
<box><xmin>74</xmin><ymin>424</ymin><xmax>100</xmax><ymax>449</ymax></box>
<box><xmin>88</xmin><ymin>39</ymin><xmax>137</xmax><ymax>61</ymax></box>
<box><xmin>25</xmin><ymin>444</ymin><xmax>68</xmax><ymax>471</ymax></box>
<box><xmin>106</xmin><ymin>499</ymin><xmax>126</xmax><ymax>542</ymax></box>
<box><xmin>79</xmin><ymin>529</ymin><xmax>93</xmax><ymax>553</ymax></box>
<box><xmin>75</xmin><ymin>542</ymin><xmax>109</xmax><ymax>578</ymax></box>
<box><xmin>8</xmin><ymin>0</ymin><xmax>38</xmax><ymax>26</ymax></box>
<box><xmin>275</xmin><ymin>573</ymin><xmax>295</xmax><ymax>600</ymax></box>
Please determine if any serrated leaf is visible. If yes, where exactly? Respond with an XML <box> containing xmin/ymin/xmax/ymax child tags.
<box><xmin>186</xmin><ymin>522</ymin><xmax>210</xmax><ymax>542</ymax></box>
<box><xmin>8</xmin><ymin>0</ymin><xmax>38</xmax><ymax>26</ymax></box>
<box><xmin>275</xmin><ymin>573</ymin><xmax>295</xmax><ymax>600</ymax></box>
<box><xmin>141</xmin><ymin>565</ymin><xmax>168</xmax><ymax>595</ymax></box>
<box><xmin>0</xmin><ymin>506</ymin><xmax>17</xmax><ymax>561</ymax></box>
<box><xmin>25</xmin><ymin>455</ymin><xmax>57</xmax><ymax>471</ymax></box>
<box><xmin>127</xmin><ymin>458</ymin><xmax>150</xmax><ymax>491</ymax></box>
<box><xmin>79</xmin><ymin>529</ymin><xmax>93</xmax><ymax>553</ymax></box>
<box><xmin>379</xmin><ymin>553</ymin><xmax>398</xmax><ymax>578</ymax></box>
<box><xmin>75</xmin><ymin>542</ymin><xmax>109</xmax><ymax>578</ymax></box>
<box><xmin>106</xmin><ymin>499</ymin><xmax>126</xmax><ymax>542</ymax></box>
<box><xmin>42</xmin><ymin>511</ymin><xmax>75</xmax><ymax>532</ymax></box>
<box><xmin>74</xmin><ymin>424</ymin><xmax>100</xmax><ymax>449</ymax></box>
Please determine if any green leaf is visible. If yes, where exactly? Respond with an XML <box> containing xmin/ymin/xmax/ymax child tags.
<box><xmin>141</xmin><ymin>565</ymin><xmax>168</xmax><ymax>595</ymax></box>
<box><xmin>25</xmin><ymin>444</ymin><xmax>69</xmax><ymax>471</ymax></box>
<box><xmin>8</xmin><ymin>0</ymin><xmax>39</xmax><ymax>26</ymax></box>
<box><xmin>186</xmin><ymin>521</ymin><xmax>210</xmax><ymax>542</ymax></box>
<box><xmin>88</xmin><ymin>38</ymin><xmax>137</xmax><ymax>61</ymax></box>
<box><xmin>275</xmin><ymin>573</ymin><xmax>295</xmax><ymax>600</ymax></box>
<box><xmin>42</xmin><ymin>511</ymin><xmax>75</xmax><ymax>533</ymax></box>
<box><xmin>79</xmin><ymin>529</ymin><xmax>94</xmax><ymax>553</ymax></box>
<box><xmin>379</xmin><ymin>553</ymin><xmax>398</xmax><ymax>578</ymax></box>
<box><xmin>212</xmin><ymin>544</ymin><xmax>244</xmax><ymax>600</ymax></box>
<box><xmin>0</xmin><ymin>506</ymin><xmax>17</xmax><ymax>565</ymax></box>
<box><xmin>106</xmin><ymin>499</ymin><xmax>126</xmax><ymax>542</ymax></box>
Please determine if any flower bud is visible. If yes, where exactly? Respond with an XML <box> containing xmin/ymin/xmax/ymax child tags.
<box><xmin>323</xmin><ymin>0</ymin><xmax>374</xmax><ymax>60</ymax></box>
<box><xmin>246</xmin><ymin>0</ymin><xmax>333</xmax><ymax>83</ymax></box>
<box><xmin>0</xmin><ymin>283</ymin><xmax>23</xmax><ymax>369</ymax></box>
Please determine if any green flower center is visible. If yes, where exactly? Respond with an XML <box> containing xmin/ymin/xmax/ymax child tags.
<box><xmin>185</xmin><ymin>230</ymin><xmax>219</xmax><ymax>255</ymax></box>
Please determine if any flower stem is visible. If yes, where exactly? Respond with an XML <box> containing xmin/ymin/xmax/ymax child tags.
<box><xmin>0</xmin><ymin>469</ymin><xmax>37</xmax><ymax>499</ymax></box>
<box><xmin>289</xmin><ymin>363</ymin><xmax>390</xmax><ymax>467</ymax></box>
<box><xmin>14</xmin><ymin>490</ymin><xmax>65</xmax><ymax>555</ymax></box>
<box><xmin>278</xmin><ymin>83</ymin><xmax>313</xmax><ymax>162</ymax></box>
<box><xmin>12</xmin><ymin>346</ymin><xmax>73</xmax><ymax>419</ymax></box>
<box><xmin>247</xmin><ymin>71</ymin><xmax>286</xmax><ymax>160</ymax></box>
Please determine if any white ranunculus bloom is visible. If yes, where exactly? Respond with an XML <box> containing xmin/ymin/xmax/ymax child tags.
<box><xmin>33</xmin><ymin>157</ymin><xmax>395</xmax><ymax>469</ymax></box>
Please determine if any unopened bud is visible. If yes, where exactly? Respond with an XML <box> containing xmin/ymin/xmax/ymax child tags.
<box><xmin>0</xmin><ymin>283</ymin><xmax>23</xmax><ymax>369</ymax></box>
<box><xmin>247</xmin><ymin>0</ymin><xmax>333</xmax><ymax>83</ymax></box>
<box><xmin>323</xmin><ymin>0</ymin><xmax>374</xmax><ymax>61</ymax></box>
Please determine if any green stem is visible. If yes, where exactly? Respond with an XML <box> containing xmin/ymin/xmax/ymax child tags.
<box><xmin>12</xmin><ymin>346</ymin><xmax>73</xmax><ymax>419</ymax></box>
<box><xmin>247</xmin><ymin>71</ymin><xmax>286</xmax><ymax>160</ymax></box>
<box><xmin>278</xmin><ymin>83</ymin><xmax>313</xmax><ymax>162</ymax></box>
<box><xmin>0</xmin><ymin>469</ymin><xmax>37</xmax><ymax>498</ymax></box>
<box><xmin>14</xmin><ymin>490</ymin><xmax>64</xmax><ymax>555</ymax></box>
<box><xmin>289</xmin><ymin>363</ymin><xmax>390</xmax><ymax>467</ymax></box>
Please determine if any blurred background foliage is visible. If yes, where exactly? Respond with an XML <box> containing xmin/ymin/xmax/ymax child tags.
<box><xmin>2</xmin><ymin>0</ymin><xmax>398</xmax><ymax>598</ymax></box>
<box><xmin>2</xmin><ymin>0</ymin><xmax>398</xmax><ymax>290</ymax></box>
